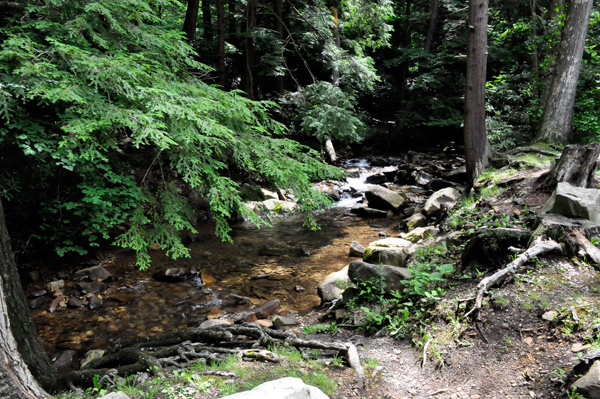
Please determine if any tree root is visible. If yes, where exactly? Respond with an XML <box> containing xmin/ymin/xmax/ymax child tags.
<box><xmin>58</xmin><ymin>323</ymin><xmax>366</xmax><ymax>390</ymax></box>
<box><xmin>465</xmin><ymin>240</ymin><xmax>564</xmax><ymax>320</ymax></box>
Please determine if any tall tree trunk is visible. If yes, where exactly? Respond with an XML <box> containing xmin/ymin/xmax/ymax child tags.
<box><xmin>464</xmin><ymin>0</ymin><xmax>490</xmax><ymax>190</ymax></box>
<box><xmin>242</xmin><ymin>0</ymin><xmax>257</xmax><ymax>99</ymax></box>
<box><xmin>399</xmin><ymin>0</ymin><xmax>412</xmax><ymax>112</ymax></box>
<box><xmin>183</xmin><ymin>0</ymin><xmax>201</xmax><ymax>42</ymax></box>
<box><xmin>535</xmin><ymin>0</ymin><xmax>592</xmax><ymax>144</ymax></box>
<box><xmin>539</xmin><ymin>0</ymin><xmax>565</xmax><ymax>108</ymax></box>
<box><xmin>530</xmin><ymin>0</ymin><xmax>539</xmax><ymax>98</ymax></box>
<box><xmin>217</xmin><ymin>0</ymin><xmax>226</xmax><ymax>87</ymax></box>
<box><xmin>0</xmin><ymin>200</ymin><xmax>52</xmax><ymax>397</ymax></box>
<box><xmin>326</xmin><ymin>6</ymin><xmax>342</xmax><ymax>164</ymax></box>
<box><xmin>424</xmin><ymin>0</ymin><xmax>440</xmax><ymax>54</ymax></box>
<box><xmin>274</xmin><ymin>0</ymin><xmax>284</xmax><ymax>95</ymax></box>
<box><xmin>202</xmin><ymin>0</ymin><xmax>214</xmax><ymax>40</ymax></box>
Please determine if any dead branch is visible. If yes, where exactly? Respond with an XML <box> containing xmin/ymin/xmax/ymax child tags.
<box><xmin>465</xmin><ymin>240</ymin><xmax>564</xmax><ymax>320</ymax></box>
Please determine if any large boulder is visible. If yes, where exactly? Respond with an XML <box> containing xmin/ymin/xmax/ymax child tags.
<box><xmin>405</xmin><ymin>213</ymin><xmax>427</xmax><ymax>231</ymax></box>
<box><xmin>573</xmin><ymin>361</ymin><xmax>600</xmax><ymax>399</ymax></box>
<box><xmin>423</xmin><ymin>187</ymin><xmax>461</xmax><ymax>217</ymax></box>
<box><xmin>364</xmin><ymin>185</ymin><xmax>406</xmax><ymax>213</ymax></box>
<box><xmin>348</xmin><ymin>260</ymin><xmax>410</xmax><ymax>295</ymax></box>
<box><xmin>220</xmin><ymin>377</ymin><xmax>328</xmax><ymax>399</ymax></box>
<box><xmin>541</xmin><ymin>182</ymin><xmax>600</xmax><ymax>225</ymax></box>
<box><xmin>317</xmin><ymin>266</ymin><xmax>352</xmax><ymax>302</ymax></box>
<box><xmin>363</xmin><ymin>237</ymin><xmax>415</xmax><ymax>267</ymax></box>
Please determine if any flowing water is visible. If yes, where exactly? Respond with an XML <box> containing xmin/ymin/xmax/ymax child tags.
<box><xmin>27</xmin><ymin>158</ymin><xmax>416</xmax><ymax>359</ymax></box>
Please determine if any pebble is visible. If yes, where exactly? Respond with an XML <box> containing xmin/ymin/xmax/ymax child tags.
<box><xmin>571</xmin><ymin>343</ymin><xmax>591</xmax><ymax>353</ymax></box>
<box><xmin>501</xmin><ymin>323</ymin><xmax>509</xmax><ymax>329</ymax></box>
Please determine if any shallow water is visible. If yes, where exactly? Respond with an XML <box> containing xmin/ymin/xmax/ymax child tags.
<box><xmin>30</xmin><ymin>159</ymin><xmax>407</xmax><ymax>358</ymax></box>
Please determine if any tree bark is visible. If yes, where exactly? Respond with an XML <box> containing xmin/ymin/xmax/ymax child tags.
<box><xmin>543</xmin><ymin>143</ymin><xmax>600</xmax><ymax>188</ymax></box>
<box><xmin>535</xmin><ymin>0</ymin><xmax>593</xmax><ymax>144</ymax></box>
<box><xmin>464</xmin><ymin>0</ymin><xmax>490</xmax><ymax>189</ymax></box>
<box><xmin>183</xmin><ymin>0</ymin><xmax>201</xmax><ymax>42</ymax></box>
<box><xmin>202</xmin><ymin>0</ymin><xmax>214</xmax><ymax>40</ymax></box>
<box><xmin>274</xmin><ymin>0</ymin><xmax>284</xmax><ymax>94</ymax></box>
<box><xmin>242</xmin><ymin>0</ymin><xmax>257</xmax><ymax>99</ymax></box>
<box><xmin>0</xmin><ymin>200</ymin><xmax>51</xmax><ymax>398</ymax></box>
<box><xmin>217</xmin><ymin>0</ymin><xmax>226</xmax><ymax>87</ymax></box>
<box><xmin>424</xmin><ymin>0</ymin><xmax>440</xmax><ymax>54</ymax></box>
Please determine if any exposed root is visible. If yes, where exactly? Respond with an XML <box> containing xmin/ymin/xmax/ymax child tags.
<box><xmin>465</xmin><ymin>240</ymin><xmax>564</xmax><ymax>320</ymax></box>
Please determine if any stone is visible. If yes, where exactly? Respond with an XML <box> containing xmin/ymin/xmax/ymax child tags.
<box><xmin>234</xmin><ymin>299</ymin><xmax>281</xmax><ymax>323</ymax></box>
<box><xmin>573</xmin><ymin>360</ymin><xmax>600</xmax><ymax>398</ymax></box>
<box><xmin>76</xmin><ymin>281</ymin><xmax>108</xmax><ymax>294</ymax></box>
<box><xmin>49</xmin><ymin>296</ymin><xmax>65</xmax><ymax>313</ymax></box>
<box><xmin>88</xmin><ymin>266</ymin><xmax>114</xmax><ymax>282</ymax></box>
<box><xmin>335</xmin><ymin>309</ymin><xmax>348</xmax><ymax>321</ymax></box>
<box><xmin>246</xmin><ymin>199</ymin><xmax>297</xmax><ymax>213</ymax></box>
<box><xmin>365</xmin><ymin>185</ymin><xmax>406</xmax><ymax>213</ymax></box>
<box><xmin>542</xmin><ymin>311</ymin><xmax>559</xmax><ymax>321</ymax></box>
<box><xmin>572</xmin><ymin>343</ymin><xmax>592</xmax><ymax>353</ymax></box>
<box><xmin>445</xmin><ymin>231</ymin><xmax>467</xmax><ymax>247</ymax></box>
<box><xmin>365</xmin><ymin>173</ymin><xmax>388</xmax><ymax>185</ymax></box>
<box><xmin>394</xmin><ymin>169</ymin><xmax>410</xmax><ymax>184</ymax></box>
<box><xmin>317</xmin><ymin>266</ymin><xmax>352</xmax><ymax>302</ymax></box>
<box><xmin>29</xmin><ymin>297</ymin><xmax>46</xmax><ymax>309</ymax></box>
<box><xmin>28</xmin><ymin>271</ymin><xmax>41</xmax><ymax>282</ymax></box>
<box><xmin>261</xmin><ymin>188</ymin><xmax>279</xmax><ymax>200</ymax></box>
<box><xmin>363</xmin><ymin>237</ymin><xmax>415</xmax><ymax>267</ymax></box>
<box><xmin>108</xmin><ymin>292</ymin><xmax>136</xmax><ymax>303</ymax></box>
<box><xmin>423</xmin><ymin>188</ymin><xmax>461</xmax><ymax>217</ymax></box>
<box><xmin>295</xmin><ymin>285</ymin><xmax>305</xmax><ymax>292</ymax></box>
<box><xmin>255</xmin><ymin>319</ymin><xmax>273</xmax><ymax>329</ymax></box>
<box><xmin>348</xmin><ymin>260</ymin><xmax>410</xmax><ymax>295</ymax></box>
<box><xmin>47</xmin><ymin>280</ymin><xmax>65</xmax><ymax>294</ymax></box>
<box><xmin>349</xmin><ymin>241</ymin><xmax>365</xmax><ymax>257</ymax></box>
<box><xmin>415</xmin><ymin>171</ymin><xmax>433</xmax><ymax>186</ymax></box>
<box><xmin>300</xmin><ymin>247</ymin><xmax>311</xmax><ymax>257</ymax></box>
<box><xmin>89</xmin><ymin>295</ymin><xmax>103</xmax><ymax>310</ymax></box>
<box><xmin>28</xmin><ymin>290</ymin><xmax>47</xmax><ymax>299</ymax></box>
<box><xmin>80</xmin><ymin>349</ymin><xmax>105</xmax><ymax>369</ymax></box>
<box><xmin>199</xmin><ymin>319</ymin><xmax>233</xmax><ymax>329</ymax></box>
<box><xmin>67</xmin><ymin>297</ymin><xmax>85</xmax><ymax>308</ymax></box>
<box><xmin>541</xmin><ymin>182</ymin><xmax>600</xmax><ymax>225</ymax></box>
<box><xmin>52</xmin><ymin>350</ymin><xmax>78</xmax><ymax>372</ymax></box>
<box><xmin>188</xmin><ymin>188</ymin><xmax>210</xmax><ymax>209</ymax></box>
<box><xmin>371</xmin><ymin>157</ymin><xmax>390</xmax><ymax>166</ymax></box>
<box><xmin>401</xmin><ymin>226</ymin><xmax>439</xmax><ymax>242</ymax></box>
<box><xmin>97</xmin><ymin>392</ymin><xmax>131</xmax><ymax>399</ymax></box>
<box><xmin>187</xmin><ymin>232</ymin><xmax>200</xmax><ymax>243</ymax></box>
<box><xmin>405</xmin><ymin>213</ymin><xmax>427</xmax><ymax>231</ymax></box>
<box><xmin>153</xmin><ymin>268</ymin><xmax>187</xmax><ymax>282</ymax></box>
<box><xmin>351</xmin><ymin>206</ymin><xmax>388</xmax><ymax>218</ymax></box>
<box><xmin>272</xmin><ymin>315</ymin><xmax>299</xmax><ymax>330</ymax></box>
<box><xmin>222</xmin><ymin>377</ymin><xmax>329</xmax><ymax>399</ymax></box>
<box><xmin>442</xmin><ymin>166</ymin><xmax>467</xmax><ymax>183</ymax></box>
<box><xmin>431</xmin><ymin>179</ymin><xmax>459</xmax><ymax>191</ymax></box>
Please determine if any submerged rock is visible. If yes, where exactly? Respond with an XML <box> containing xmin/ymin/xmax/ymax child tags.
<box><xmin>153</xmin><ymin>268</ymin><xmax>187</xmax><ymax>282</ymax></box>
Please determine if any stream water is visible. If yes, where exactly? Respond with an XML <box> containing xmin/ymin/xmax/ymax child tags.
<box><xmin>28</xmin><ymin>158</ymin><xmax>413</xmax><ymax>360</ymax></box>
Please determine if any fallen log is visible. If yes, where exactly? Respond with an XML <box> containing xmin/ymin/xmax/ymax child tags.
<box><xmin>465</xmin><ymin>240</ymin><xmax>564</xmax><ymax>320</ymax></box>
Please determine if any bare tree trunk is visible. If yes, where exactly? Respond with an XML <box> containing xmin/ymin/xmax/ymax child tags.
<box><xmin>242</xmin><ymin>0</ymin><xmax>257</xmax><ymax>99</ymax></box>
<box><xmin>183</xmin><ymin>0</ymin><xmax>201</xmax><ymax>42</ymax></box>
<box><xmin>217</xmin><ymin>0</ymin><xmax>226</xmax><ymax>88</ymax></box>
<box><xmin>424</xmin><ymin>0</ymin><xmax>440</xmax><ymax>53</ymax></box>
<box><xmin>274</xmin><ymin>0</ymin><xmax>284</xmax><ymax>95</ymax></box>
<box><xmin>464</xmin><ymin>0</ymin><xmax>490</xmax><ymax>189</ymax></box>
<box><xmin>202</xmin><ymin>0</ymin><xmax>214</xmax><ymax>40</ymax></box>
<box><xmin>539</xmin><ymin>0</ymin><xmax>565</xmax><ymax>109</ymax></box>
<box><xmin>530</xmin><ymin>0</ymin><xmax>539</xmax><ymax>98</ymax></box>
<box><xmin>535</xmin><ymin>0</ymin><xmax>593</xmax><ymax>144</ymax></box>
<box><xmin>0</xmin><ymin>200</ymin><xmax>52</xmax><ymax>397</ymax></box>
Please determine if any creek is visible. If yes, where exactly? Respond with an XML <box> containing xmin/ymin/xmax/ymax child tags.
<box><xmin>27</xmin><ymin>158</ymin><xmax>414</xmax><ymax>361</ymax></box>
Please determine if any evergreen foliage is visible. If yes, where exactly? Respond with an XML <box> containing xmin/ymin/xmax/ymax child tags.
<box><xmin>0</xmin><ymin>0</ymin><xmax>342</xmax><ymax>267</ymax></box>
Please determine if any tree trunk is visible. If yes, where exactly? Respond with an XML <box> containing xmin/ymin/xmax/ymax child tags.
<box><xmin>543</xmin><ymin>143</ymin><xmax>600</xmax><ymax>188</ymax></box>
<box><xmin>242</xmin><ymin>0</ymin><xmax>257</xmax><ymax>99</ymax></box>
<box><xmin>0</xmin><ymin>200</ymin><xmax>52</xmax><ymax>398</ymax></box>
<box><xmin>464</xmin><ymin>0</ymin><xmax>490</xmax><ymax>190</ymax></box>
<box><xmin>424</xmin><ymin>0</ymin><xmax>440</xmax><ymax>53</ymax></box>
<box><xmin>274</xmin><ymin>0</ymin><xmax>284</xmax><ymax>94</ymax></box>
<box><xmin>217</xmin><ymin>0</ymin><xmax>226</xmax><ymax>87</ymax></box>
<box><xmin>183</xmin><ymin>0</ymin><xmax>201</xmax><ymax>42</ymax></box>
<box><xmin>539</xmin><ymin>0</ymin><xmax>565</xmax><ymax>109</ymax></box>
<box><xmin>202</xmin><ymin>0</ymin><xmax>214</xmax><ymax>40</ymax></box>
<box><xmin>535</xmin><ymin>0</ymin><xmax>593</xmax><ymax>144</ymax></box>
<box><xmin>530</xmin><ymin>0</ymin><xmax>539</xmax><ymax>98</ymax></box>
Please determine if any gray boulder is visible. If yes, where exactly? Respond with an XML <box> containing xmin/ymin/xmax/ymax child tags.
<box><xmin>363</xmin><ymin>237</ymin><xmax>415</xmax><ymax>267</ymax></box>
<box><xmin>423</xmin><ymin>187</ymin><xmax>461</xmax><ymax>217</ymax></box>
<box><xmin>317</xmin><ymin>266</ymin><xmax>352</xmax><ymax>302</ymax></box>
<box><xmin>348</xmin><ymin>260</ymin><xmax>410</xmax><ymax>295</ymax></box>
<box><xmin>541</xmin><ymin>182</ymin><xmax>600</xmax><ymax>225</ymax></box>
<box><xmin>349</xmin><ymin>241</ymin><xmax>365</xmax><ymax>257</ymax></box>
<box><xmin>365</xmin><ymin>185</ymin><xmax>406</xmax><ymax>213</ymax></box>
<box><xmin>573</xmin><ymin>360</ymin><xmax>600</xmax><ymax>398</ymax></box>
<box><xmin>97</xmin><ymin>393</ymin><xmax>131</xmax><ymax>399</ymax></box>
<box><xmin>351</xmin><ymin>206</ymin><xmax>388</xmax><ymax>218</ymax></box>
<box><xmin>272</xmin><ymin>315</ymin><xmax>299</xmax><ymax>330</ymax></box>
<box><xmin>415</xmin><ymin>171</ymin><xmax>433</xmax><ymax>186</ymax></box>
<box><xmin>219</xmin><ymin>377</ymin><xmax>329</xmax><ymax>399</ymax></box>
<box><xmin>405</xmin><ymin>213</ymin><xmax>427</xmax><ymax>231</ymax></box>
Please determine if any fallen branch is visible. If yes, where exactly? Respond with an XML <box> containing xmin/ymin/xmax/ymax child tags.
<box><xmin>465</xmin><ymin>240</ymin><xmax>564</xmax><ymax>320</ymax></box>
<box><xmin>421</xmin><ymin>339</ymin><xmax>432</xmax><ymax>369</ymax></box>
